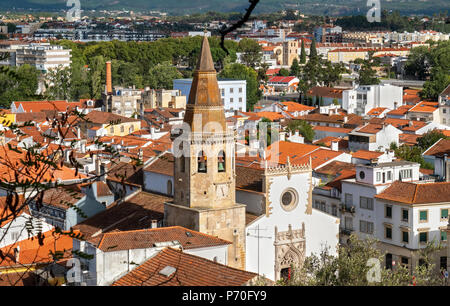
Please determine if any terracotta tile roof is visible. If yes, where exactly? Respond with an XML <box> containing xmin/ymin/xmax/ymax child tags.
<box><xmin>265</xmin><ymin>141</ymin><xmax>319</xmax><ymax>165</ymax></box>
<box><xmin>300</xmin><ymin>113</ymin><xmax>363</xmax><ymax>127</ymax></box>
<box><xmin>96</xmin><ymin>181</ymin><xmax>113</xmax><ymax>197</ymax></box>
<box><xmin>351</xmin><ymin>150</ymin><xmax>383</xmax><ymax>160</ymax></box>
<box><xmin>355</xmin><ymin>123</ymin><xmax>384</xmax><ymax>134</ymax></box>
<box><xmin>73</xmin><ymin>191</ymin><xmax>171</xmax><ymax>246</ymax></box>
<box><xmin>266</xmin><ymin>68</ymin><xmax>280</xmax><ymax>75</ymax></box>
<box><xmin>106</xmin><ymin>161</ymin><xmax>144</xmax><ymax>185</ymax></box>
<box><xmin>0</xmin><ymin>144</ymin><xmax>87</xmax><ymax>184</ymax></box>
<box><xmin>144</xmin><ymin>152</ymin><xmax>174</xmax><ymax>176</ymax></box>
<box><xmin>246</xmin><ymin>212</ymin><xmax>261</xmax><ymax>225</ymax></box>
<box><xmin>315</xmin><ymin>161</ymin><xmax>355</xmax><ymax>176</ymax></box>
<box><xmin>375</xmin><ymin>181</ymin><xmax>450</xmax><ymax>204</ymax></box>
<box><xmin>41</xmin><ymin>187</ymin><xmax>85</xmax><ymax>210</ymax></box>
<box><xmin>254</xmin><ymin>111</ymin><xmax>285</xmax><ymax>121</ymax></box>
<box><xmin>312</xmin><ymin>125</ymin><xmax>353</xmax><ymax>133</ymax></box>
<box><xmin>235</xmin><ymin>166</ymin><xmax>264</xmax><ymax>192</ymax></box>
<box><xmin>14</xmin><ymin>112</ymin><xmax>47</xmax><ymax>123</ymax></box>
<box><xmin>399</xmin><ymin>133</ymin><xmax>420</xmax><ymax>146</ymax></box>
<box><xmin>387</xmin><ymin>105</ymin><xmax>413</xmax><ymax>116</ymax></box>
<box><xmin>313</xmin><ymin>136</ymin><xmax>347</xmax><ymax>149</ymax></box>
<box><xmin>279</xmin><ymin>102</ymin><xmax>315</xmax><ymax>112</ymax></box>
<box><xmin>96</xmin><ymin>226</ymin><xmax>230</xmax><ymax>252</ymax></box>
<box><xmin>409</xmin><ymin>101</ymin><xmax>439</xmax><ymax>113</ymax></box>
<box><xmin>306</xmin><ymin>86</ymin><xmax>347</xmax><ymax>99</ymax></box>
<box><xmin>0</xmin><ymin>230</ymin><xmax>73</xmax><ymax>268</ymax></box>
<box><xmin>0</xmin><ymin>195</ymin><xmax>28</xmax><ymax>228</ymax></box>
<box><xmin>367</xmin><ymin>107</ymin><xmax>388</xmax><ymax>116</ymax></box>
<box><xmin>84</xmin><ymin>110</ymin><xmax>140</xmax><ymax>125</ymax></box>
<box><xmin>325</xmin><ymin>169</ymin><xmax>356</xmax><ymax>192</ymax></box>
<box><xmin>422</xmin><ymin>138</ymin><xmax>450</xmax><ymax>157</ymax></box>
<box><xmin>112</xmin><ymin>247</ymin><xmax>258</xmax><ymax>286</ymax></box>
<box><xmin>294</xmin><ymin>148</ymin><xmax>345</xmax><ymax>169</ymax></box>
<box><xmin>267</xmin><ymin>76</ymin><xmax>298</xmax><ymax>83</ymax></box>
<box><xmin>12</xmin><ymin>100</ymin><xmax>81</xmax><ymax>113</ymax></box>
<box><xmin>441</xmin><ymin>84</ymin><xmax>450</xmax><ymax>96</ymax></box>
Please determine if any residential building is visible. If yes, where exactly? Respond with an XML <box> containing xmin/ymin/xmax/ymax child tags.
<box><xmin>265</xmin><ymin>76</ymin><xmax>299</xmax><ymax>94</ymax></box>
<box><xmin>439</xmin><ymin>84</ymin><xmax>450</xmax><ymax>126</ymax></box>
<box><xmin>422</xmin><ymin>138</ymin><xmax>450</xmax><ymax>181</ymax></box>
<box><xmin>140</xmin><ymin>88</ymin><xmax>186</xmax><ymax>110</ymax></box>
<box><xmin>15</xmin><ymin>43</ymin><xmax>72</xmax><ymax>73</ymax></box>
<box><xmin>339</xmin><ymin>161</ymin><xmax>421</xmax><ymax>244</ymax></box>
<box><xmin>348</xmin><ymin>123</ymin><xmax>402</xmax><ymax>152</ymax></box>
<box><xmin>173</xmin><ymin>78</ymin><xmax>247</xmax><ymax>113</ymax></box>
<box><xmin>375</xmin><ymin>181</ymin><xmax>450</xmax><ymax>272</ymax></box>
<box><xmin>407</xmin><ymin>101</ymin><xmax>440</xmax><ymax>123</ymax></box>
<box><xmin>78</xmin><ymin>110</ymin><xmax>141</xmax><ymax>138</ymax></box>
<box><xmin>111</xmin><ymin>247</ymin><xmax>260</xmax><ymax>286</ymax></box>
<box><xmin>103</xmin><ymin>86</ymin><xmax>142</xmax><ymax>117</ymax></box>
<box><xmin>343</xmin><ymin>84</ymin><xmax>403</xmax><ymax>116</ymax></box>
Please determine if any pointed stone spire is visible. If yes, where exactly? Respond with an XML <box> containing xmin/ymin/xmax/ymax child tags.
<box><xmin>183</xmin><ymin>32</ymin><xmax>226</xmax><ymax>133</ymax></box>
<box><xmin>196</xmin><ymin>33</ymin><xmax>215</xmax><ymax>72</ymax></box>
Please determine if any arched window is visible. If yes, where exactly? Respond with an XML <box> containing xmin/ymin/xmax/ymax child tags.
<box><xmin>167</xmin><ymin>180</ymin><xmax>172</xmax><ymax>196</ymax></box>
<box><xmin>198</xmin><ymin>151</ymin><xmax>207</xmax><ymax>173</ymax></box>
<box><xmin>218</xmin><ymin>150</ymin><xmax>225</xmax><ymax>173</ymax></box>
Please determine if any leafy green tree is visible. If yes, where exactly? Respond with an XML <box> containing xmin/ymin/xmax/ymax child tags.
<box><xmin>237</xmin><ymin>38</ymin><xmax>262</xmax><ymax>69</ymax></box>
<box><xmin>287</xmin><ymin>120</ymin><xmax>315</xmax><ymax>143</ymax></box>
<box><xmin>0</xmin><ymin>64</ymin><xmax>39</xmax><ymax>107</ymax></box>
<box><xmin>45</xmin><ymin>66</ymin><xmax>72</xmax><ymax>100</ymax></box>
<box><xmin>309</xmin><ymin>38</ymin><xmax>318</xmax><ymax>61</ymax></box>
<box><xmin>219</xmin><ymin>63</ymin><xmax>260</xmax><ymax>111</ymax></box>
<box><xmin>88</xmin><ymin>55</ymin><xmax>106</xmax><ymax>100</ymax></box>
<box><xmin>404</xmin><ymin>46</ymin><xmax>432</xmax><ymax>80</ymax></box>
<box><xmin>147</xmin><ymin>61</ymin><xmax>182</xmax><ymax>90</ymax></box>
<box><xmin>332</xmin><ymin>98</ymin><xmax>339</xmax><ymax>106</ymax></box>
<box><xmin>417</xmin><ymin>130</ymin><xmax>449</xmax><ymax>150</ymax></box>
<box><xmin>282</xmin><ymin>234</ymin><xmax>445</xmax><ymax>286</ymax></box>
<box><xmin>278</xmin><ymin>68</ymin><xmax>290</xmax><ymax>77</ymax></box>
<box><xmin>394</xmin><ymin>144</ymin><xmax>433</xmax><ymax>169</ymax></box>
<box><xmin>356</xmin><ymin>52</ymin><xmax>380</xmax><ymax>85</ymax></box>
<box><xmin>300</xmin><ymin>39</ymin><xmax>307</xmax><ymax>64</ymax></box>
<box><xmin>290</xmin><ymin>58</ymin><xmax>300</xmax><ymax>77</ymax></box>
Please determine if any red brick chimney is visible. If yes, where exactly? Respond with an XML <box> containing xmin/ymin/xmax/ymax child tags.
<box><xmin>106</xmin><ymin>61</ymin><xmax>113</xmax><ymax>94</ymax></box>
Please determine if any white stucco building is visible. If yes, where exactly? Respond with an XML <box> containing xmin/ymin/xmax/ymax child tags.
<box><xmin>343</xmin><ymin>84</ymin><xmax>403</xmax><ymax>116</ymax></box>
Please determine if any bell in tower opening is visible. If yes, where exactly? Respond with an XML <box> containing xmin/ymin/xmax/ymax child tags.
<box><xmin>164</xmin><ymin>32</ymin><xmax>246</xmax><ymax>270</ymax></box>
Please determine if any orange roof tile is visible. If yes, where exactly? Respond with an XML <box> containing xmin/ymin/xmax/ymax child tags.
<box><xmin>375</xmin><ymin>181</ymin><xmax>450</xmax><ymax>204</ymax></box>
<box><xmin>352</xmin><ymin>150</ymin><xmax>383</xmax><ymax>160</ymax></box>
<box><xmin>409</xmin><ymin>101</ymin><xmax>439</xmax><ymax>113</ymax></box>
<box><xmin>0</xmin><ymin>230</ymin><xmax>73</xmax><ymax>268</ymax></box>
<box><xmin>112</xmin><ymin>247</ymin><xmax>258</xmax><ymax>286</ymax></box>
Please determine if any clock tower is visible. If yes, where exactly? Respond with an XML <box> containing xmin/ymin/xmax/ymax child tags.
<box><xmin>164</xmin><ymin>33</ymin><xmax>246</xmax><ymax>270</ymax></box>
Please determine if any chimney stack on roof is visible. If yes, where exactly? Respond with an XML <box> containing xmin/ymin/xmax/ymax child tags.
<box><xmin>106</xmin><ymin>61</ymin><xmax>113</xmax><ymax>95</ymax></box>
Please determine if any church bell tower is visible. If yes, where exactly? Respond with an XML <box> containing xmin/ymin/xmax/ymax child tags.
<box><xmin>164</xmin><ymin>33</ymin><xmax>246</xmax><ymax>270</ymax></box>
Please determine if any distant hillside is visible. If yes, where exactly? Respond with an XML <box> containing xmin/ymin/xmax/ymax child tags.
<box><xmin>3</xmin><ymin>0</ymin><xmax>450</xmax><ymax>16</ymax></box>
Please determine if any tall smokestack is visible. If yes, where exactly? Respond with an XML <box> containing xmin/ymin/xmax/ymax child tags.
<box><xmin>106</xmin><ymin>61</ymin><xmax>113</xmax><ymax>94</ymax></box>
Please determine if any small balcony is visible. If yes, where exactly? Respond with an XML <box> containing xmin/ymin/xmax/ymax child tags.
<box><xmin>340</xmin><ymin>203</ymin><xmax>356</xmax><ymax>214</ymax></box>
